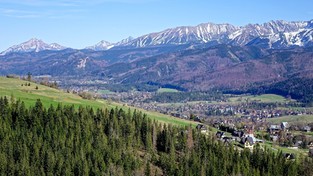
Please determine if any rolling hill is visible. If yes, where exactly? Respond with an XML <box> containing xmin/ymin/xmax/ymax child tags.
<box><xmin>0</xmin><ymin>77</ymin><xmax>196</xmax><ymax>126</ymax></box>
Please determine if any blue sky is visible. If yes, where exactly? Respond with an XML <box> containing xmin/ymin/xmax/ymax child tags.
<box><xmin>0</xmin><ymin>0</ymin><xmax>312</xmax><ymax>51</ymax></box>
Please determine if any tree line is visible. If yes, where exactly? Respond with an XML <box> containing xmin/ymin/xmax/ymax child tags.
<box><xmin>246</xmin><ymin>78</ymin><xmax>313</xmax><ymax>106</ymax></box>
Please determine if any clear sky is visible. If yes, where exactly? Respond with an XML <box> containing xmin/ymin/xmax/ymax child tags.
<box><xmin>0</xmin><ymin>0</ymin><xmax>312</xmax><ymax>51</ymax></box>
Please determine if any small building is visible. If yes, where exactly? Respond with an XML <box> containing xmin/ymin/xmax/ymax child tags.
<box><xmin>281</xmin><ymin>122</ymin><xmax>289</xmax><ymax>131</ymax></box>
<box><xmin>194</xmin><ymin>116</ymin><xmax>201</xmax><ymax>122</ymax></box>
<box><xmin>232</xmin><ymin>130</ymin><xmax>244</xmax><ymax>138</ymax></box>
<box><xmin>241</xmin><ymin>136</ymin><xmax>254</xmax><ymax>149</ymax></box>
<box><xmin>293</xmin><ymin>141</ymin><xmax>303</xmax><ymax>149</ymax></box>
<box><xmin>270</xmin><ymin>135</ymin><xmax>279</xmax><ymax>142</ymax></box>
<box><xmin>216</xmin><ymin>131</ymin><xmax>225</xmax><ymax>139</ymax></box>
<box><xmin>213</xmin><ymin>122</ymin><xmax>220</xmax><ymax>128</ymax></box>
<box><xmin>302</xmin><ymin>126</ymin><xmax>311</xmax><ymax>132</ymax></box>
<box><xmin>222</xmin><ymin>137</ymin><xmax>234</xmax><ymax>147</ymax></box>
<box><xmin>268</xmin><ymin>124</ymin><xmax>281</xmax><ymax>134</ymax></box>
<box><xmin>196</xmin><ymin>124</ymin><xmax>208</xmax><ymax>133</ymax></box>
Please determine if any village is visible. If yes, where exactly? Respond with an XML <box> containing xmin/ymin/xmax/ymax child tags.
<box><xmin>99</xmin><ymin>90</ymin><xmax>313</xmax><ymax>158</ymax></box>
<box><xmin>50</xmin><ymin>82</ymin><xmax>313</xmax><ymax>159</ymax></box>
<box><xmin>203</xmin><ymin>118</ymin><xmax>313</xmax><ymax>158</ymax></box>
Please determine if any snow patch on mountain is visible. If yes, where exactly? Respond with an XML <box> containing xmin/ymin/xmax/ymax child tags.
<box><xmin>85</xmin><ymin>40</ymin><xmax>114</xmax><ymax>51</ymax></box>
<box><xmin>77</xmin><ymin>57</ymin><xmax>88</xmax><ymax>69</ymax></box>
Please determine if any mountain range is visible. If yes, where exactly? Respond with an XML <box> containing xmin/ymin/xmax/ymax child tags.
<box><xmin>1</xmin><ymin>19</ymin><xmax>313</xmax><ymax>98</ymax></box>
<box><xmin>1</xmin><ymin>19</ymin><xmax>312</xmax><ymax>55</ymax></box>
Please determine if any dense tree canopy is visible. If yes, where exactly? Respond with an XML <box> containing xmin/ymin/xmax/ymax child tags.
<box><xmin>0</xmin><ymin>96</ymin><xmax>312</xmax><ymax>175</ymax></box>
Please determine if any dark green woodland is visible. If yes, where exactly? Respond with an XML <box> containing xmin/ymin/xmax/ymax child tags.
<box><xmin>0</xmin><ymin>96</ymin><xmax>312</xmax><ymax>175</ymax></box>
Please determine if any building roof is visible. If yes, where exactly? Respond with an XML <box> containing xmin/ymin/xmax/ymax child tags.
<box><xmin>196</xmin><ymin>124</ymin><xmax>207</xmax><ymax>130</ymax></box>
<box><xmin>245</xmin><ymin>134</ymin><xmax>263</xmax><ymax>143</ymax></box>
<box><xmin>216</xmin><ymin>131</ymin><xmax>225</xmax><ymax>138</ymax></box>
<box><xmin>281</xmin><ymin>122</ymin><xmax>289</xmax><ymax>129</ymax></box>
<box><xmin>270</xmin><ymin>125</ymin><xmax>281</xmax><ymax>130</ymax></box>
<box><xmin>245</xmin><ymin>136</ymin><xmax>254</xmax><ymax>145</ymax></box>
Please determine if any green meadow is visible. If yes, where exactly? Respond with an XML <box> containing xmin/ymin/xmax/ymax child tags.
<box><xmin>229</xmin><ymin>94</ymin><xmax>291</xmax><ymax>103</ymax></box>
<box><xmin>157</xmin><ymin>88</ymin><xmax>180</xmax><ymax>93</ymax></box>
<box><xmin>0</xmin><ymin>77</ymin><xmax>196</xmax><ymax>127</ymax></box>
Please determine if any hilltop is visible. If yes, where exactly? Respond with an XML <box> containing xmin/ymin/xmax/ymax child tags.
<box><xmin>0</xmin><ymin>77</ymin><xmax>196</xmax><ymax>127</ymax></box>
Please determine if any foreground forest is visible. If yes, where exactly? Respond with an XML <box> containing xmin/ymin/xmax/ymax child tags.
<box><xmin>0</xmin><ymin>96</ymin><xmax>313</xmax><ymax>175</ymax></box>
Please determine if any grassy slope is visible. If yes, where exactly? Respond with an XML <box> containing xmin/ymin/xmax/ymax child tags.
<box><xmin>0</xmin><ymin>77</ymin><xmax>196</xmax><ymax>127</ymax></box>
<box><xmin>267</xmin><ymin>115</ymin><xmax>313</xmax><ymax>124</ymax></box>
<box><xmin>157</xmin><ymin>88</ymin><xmax>179</xmax><ymax>93</ymax></box>
<box><xmin>0</xmin><ymin>77</ymin><xmax>103</xmax><ymax>108</ymax></box>
<box><xmin>263</xmin><ymin>141</ymin><xmax>308</xmax><ymax>156</ymax></box>
<box><xmin>97</xmin><ymin>89</ymin><xmax>114</xmax><ymax>94</ymax></box>
<box><xmin>229</xmin><ymin>94</ymin><xmax>291</xmax><ymax>103</ymax></box>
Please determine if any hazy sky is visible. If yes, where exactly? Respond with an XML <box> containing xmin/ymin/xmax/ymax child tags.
<box><xmin>0</xmin><ymin>0</ymin><xmax>312</xmax><ymax>51</ymax></box>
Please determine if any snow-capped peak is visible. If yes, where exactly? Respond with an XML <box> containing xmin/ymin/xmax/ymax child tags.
<box><xmin>306</xmin><ymin>19</ymin><xmax>313</xmax><ymax>28</ymax></box>
<box><xmin>120</xmin><ymin>23</ymin><xmax>238</xmax><ymax>48</ymax></box>
<box><xmin>85</xmin><ymin>40</ymin><xmax>114</xmax><ymax>51</ymax></box>
<box><xmin>116</xmin><ymin>36</ymin><xmax>134</xmax><ymax>45</ymax></box>
<box><xmin>0</xmin><ymin>38</ymin><xmax>67</xmax><ymax>55</ymax></box>
<box><xmin>85</xmin><ymin>37</ymin><xmax>135</xmax><ymax>51</ymax></box>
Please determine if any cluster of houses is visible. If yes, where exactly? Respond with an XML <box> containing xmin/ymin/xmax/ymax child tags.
<box><xmin>196</xmin><ymin>123</ymin><xmax>264</xmax><ymax>149</ymax></box>
<box><xmin>216</xmin><ymin>130</ymin><xmax>263</xmax><ymax>149</ymax></box>
<box><xmin>197</xmin><ymin>117</ymin><xmax>313</xmax><ymax>159</ymax></box>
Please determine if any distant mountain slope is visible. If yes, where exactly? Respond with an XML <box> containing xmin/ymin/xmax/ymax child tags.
<box><xmin>247</xmin><ymin>28</ymin><xmax>313</xmax><ymax>48</ymax></box>
<box><xmin>85</xmin><ymin>40</ymin><xmax>114</xmax><ymax>51</ymax></box>
<box><xmin>0</xmin><ymin>44</ymin><xmax>190</xmax><ymax>76</ymax></box>
<box><xmin>85</xmin><ymin>37</ymin><xmax>134</xmax><ymax>51</ymax></box>
<box><xmin>119</xmin><ymin>23</ymin><xmax>237</xmax><ymax>47</ymax></box>
<box><xmin>229</xmin><ymin>20</ymin><xmax>308</xmax><ymax>46</ymax></box>
<box><xmin>1</xmin><ymin>43</ymin><xmax>313</xmax><ymax>92</ymax></box>
<box><xmin>100</xmin><ymin>45</ymin><xmax>313</xmax><ymax>91</ymax></box>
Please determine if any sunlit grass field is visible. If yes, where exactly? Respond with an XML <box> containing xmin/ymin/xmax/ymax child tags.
<box><xmin>0</xmin><ymin>77</ymin><xmax>196</xmax><ymax>127</ymax></box>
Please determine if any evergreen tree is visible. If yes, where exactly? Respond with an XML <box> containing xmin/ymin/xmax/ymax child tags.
<box><xmin>0</xmin><ymin>97</ymin><xmax>312</xmax><ymax>175</ymax></box>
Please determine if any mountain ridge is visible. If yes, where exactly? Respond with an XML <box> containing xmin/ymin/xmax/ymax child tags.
<box><xmin>116</xmin><ymin>19</ymin><xmax>313</xmax><ymax>49</ymax></box>
<box><xmin>1</xmin><ymin>19</ymin><xmax>313</xmax><ymax>96</ymax></box>
<box><xmin>1</xmin><ymin>19</ymin><xmax>313</xmax><ymax>55</ymax></box>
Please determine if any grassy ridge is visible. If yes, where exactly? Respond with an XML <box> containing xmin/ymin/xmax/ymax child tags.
<box><xmin>267</xmin><ymin>115</ymin><xmax>313</xmax><ymax>124</ymax></box>
<box><xmin>157</xmin><ymin>88</ymin><xmax>180</xmax><ymax>93</ymax></box>
<box><xmin>228</xmin><ymin>94</ymin><xmax>291</xmax><ymax>103</ymax></box>
<box><xmin>0</xmin><ymin>77</ymin><xmax>196</xmax><ymax>127</ymax></box>
<box><xmin>0</xmin><ymin>77</ymin><xmax>107</xmax><ymax>109</ymax></box>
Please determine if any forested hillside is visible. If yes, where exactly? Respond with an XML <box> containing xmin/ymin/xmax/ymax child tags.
<box><xmin>0</xmin><ymin>97</ymin><xmax>312</xmax><ymax>175</ymax></box>
<box><xmin>241</xmin><ymin>77</ymin><xmax>313</xmax><ymax>105</ymax></box>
